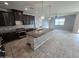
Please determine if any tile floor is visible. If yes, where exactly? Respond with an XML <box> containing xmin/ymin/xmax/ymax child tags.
<box><xmin>4</xmin><ymin>30</ymin><xmax>79</xmax><ymax>58</ymax></box>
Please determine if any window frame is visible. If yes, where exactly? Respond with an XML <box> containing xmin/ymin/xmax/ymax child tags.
<box><xmin>55</xmin><ymin>18</ymin><xmax>65</xmax><ymax>25</ymax></box>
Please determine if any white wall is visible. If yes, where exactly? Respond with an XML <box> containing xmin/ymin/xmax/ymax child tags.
<box><xmin>35</xmin><ymin>14</ymin><xmax>76</xmax><ymax>31</ymax></box>
<box><xmin>73</xmin><ymin>13</ymin><xmax>79</xmax><ymax>33</ymax></box>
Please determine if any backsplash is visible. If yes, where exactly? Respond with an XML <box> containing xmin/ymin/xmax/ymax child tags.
<box><xmin>0</xmin><ymin>8</ymin><xmax>8</xmax><ymax>11</ymax></box>
<box><xmin>0</xmin><ymin>25</ymin><xmax>35</xmax><ymax>33</ymax></box>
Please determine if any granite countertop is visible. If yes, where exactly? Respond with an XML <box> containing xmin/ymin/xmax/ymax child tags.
<box><xmin>0</xmin><ymin>25</ymin><xmax>35</xmax><ymax>34</ymax></box>
<box><xmin>0</xmin><ymin>28</ymin><xmax>35</xmax><ymax>34</ymax></box>
<box><xmin>0</xmin><ymin>29</ymin><xmax>16</xmax><ymax>34</ymax></box>
<box><xmin>27</xmin><ymin>29</ymin><xmax>53</xmax><ymax>38</ymax></box>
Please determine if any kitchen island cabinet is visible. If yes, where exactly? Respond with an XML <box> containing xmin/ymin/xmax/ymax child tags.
<box><xmin>26</xmin><ymin>29</ymin><xmax>53</xmax><ymax>50</ymax></box>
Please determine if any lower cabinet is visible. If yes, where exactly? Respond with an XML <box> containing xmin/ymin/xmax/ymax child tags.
<box><xmin>0</xmin><ymin>45</ymin><xmax>5</xmax><ymax>58</ymax></box>
<box><xmin>0</xmin><ymin>37</ymin><xmax>5</xmax><ymax>58</ymax></box>
<box><xmin>26</xmin><ymin>30</ymin><xmax>53</xmax><ymax>50</ymax></box>
<box><xmin>2</xmin><ymin>32</ymin><xmax>18</xmax><ymax>44</ymax></box>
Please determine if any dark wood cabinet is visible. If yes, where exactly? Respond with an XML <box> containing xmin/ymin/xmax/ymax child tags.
<box><xmin>0</xmin><ymin>11</ymin><xmax>9</xmax><ymax>26</ymax></box>
<box><xmin>0</xmin><ymin>9</ymin><xmax>35</xmax><ymax>26</ymax></box>
<box><xmin>0</xmin><ymin>11</ymin><xmax>15</xmax><ymax>26</ymax></box>
<box><xmin>2</xmin><ymin>12</ymin><xmax>9</xmax><ymax>26</ymax></box>
<box><xmin>23</xmin><ymin>15</ymin><xmax>28</xmax><ymax>25</ymax></box>
<box><xmin>2</xmin><ymin>32</ymin><xmax>18</xmax><ymax>43</ymax></box>
<box><xmin>11</xmin><ymin>9</ymin><xmax>23</xmax><ymax>21</ymax></box>
<box><xmin>30</xmin><ymin>15</ymin><xmax>35</xmax><ymax>25</ymax></box>
<box><xmin>0</xmin><ymin>11</ymin><xmax>6</xmax><ymax>26</ymax></box>
<box><xmin>8</xmin><ymin>12</ymin><xmax>15</xmax><ymax>26</ymax></box>
<box><xmin>23</xmin><ymin>15</ymin><xmax>35</xmax><ymax>25</ymax></box>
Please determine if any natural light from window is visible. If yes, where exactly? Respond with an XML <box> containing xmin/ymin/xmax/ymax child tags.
<box><xmin>55</xmin><ymin>18</ymin><xmax>65</xmax><ymax>25</ymax></box>
<box><xmin>78</xmin><ymin>29</ymin><xmax>79</xmax><ymax>33</ymax></box>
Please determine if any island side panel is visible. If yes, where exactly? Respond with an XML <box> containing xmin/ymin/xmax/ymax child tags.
<box><xmin>26</xmin><ymin>30</ymin><xmax>53</xmax><ymax>50</ymax></box>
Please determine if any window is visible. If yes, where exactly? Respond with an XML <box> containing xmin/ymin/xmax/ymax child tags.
<box><xmin>55</xmin><ymin>18</ymin><xmax>65</xmax><ymax>25</ymax></box>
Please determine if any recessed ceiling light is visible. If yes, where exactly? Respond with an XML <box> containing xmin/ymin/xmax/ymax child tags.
<box><xmin>25</xmin><ymin>8</ymin><xmax>28</xmax><ymax>11</ymax></box>
<box><xmin>4</xmin><ymin>2</ymin><xmax>8</xmax><ymax>5</ymax></box>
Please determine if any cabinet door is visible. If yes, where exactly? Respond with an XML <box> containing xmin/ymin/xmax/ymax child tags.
<box><xmin>13</xmin><ymin>11</ymin><xmax>23</xmax><ymax>21</ymax></box>
<box><xmin>3</xmin><ymin>13</ymin><xmax>10</xmax><ymax>26</ymax></box>
<box><xmin>23</xmin><ymin>15</ymin><xmax>35</xmax><ymax>25</ymax></box>
<box><xmin>29</xmin><ymin>15</ymin><xmax>35</xmax><ymax>25</ymax></box>
<box><xmin>23</xmin><ymin>15</ymin><xmax>25</xmax><ymax>25</ymax></box>
<box><xmin>14</xmin><ymin>12</ymin><xmax>18</xmax><ymax>20</ymax></box>
<box><xmin>19</xmin><ymin>12</ymin><xmax>23</xmax><ymax>20</ymax></box>
<box><xmin>23</xmin><ymin>15</ymin><xmax>27</xmax><ymax>25</ymax></box>
<box><xmin>8</xmin><ymin>13</ymin><xmax>15</xmax><ymax>26</ymax></box>
<box><xmin>25</xmin><ymin>15</ymin><xmax>30</xmax><ymax>25</ymax></box>
<box><xmin>29</xmin><ymin>16</ymin><xmax>32</xmax><ymax>24</ymax></box>
<box><xmin>0</xmin><ymin>12</ymin><xmax>16</xmax><ymax>26</ymax></box>
<box><xmin>28</xmin><ymin>15</ymin><xmax>33</xmax><ymax>25</ymax></box>
<box><xmin>0</xmin><ymin>12</ymin><xmax>5</xmax><ymax>26</ymax></box>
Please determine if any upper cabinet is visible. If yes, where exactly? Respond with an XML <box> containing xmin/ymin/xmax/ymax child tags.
<box><xmin>23</xmin><ymin>15</ymin><xmax>35</xmax><ymax>25</ymax></box>
<box><xmin>0</xmin><ymin>11</ymin><xmax>8</xmax><ymax>26</ymax></box>
<box><xmin>11</xmin><ymin>9</ymin><xmax>23</xmax><ymax>21</ymax></box>
<box><xmin>0</xmin><ymin>9</ymin><xmax>35</xmax><ymax>26</ymax></box>
<box><xmin>0</xmin><ymin>11</ymin><xmax>15</xmax><ymax>26</ymax></box>
<box><xmin>8</xmin><ymin>12</ymin><xmax>15</xmax><ymax>26</ymax></box>
<box><xmin>29</xmin><ymin>15</ymin><xmax>35</xmax><ymax>25</ymax></box>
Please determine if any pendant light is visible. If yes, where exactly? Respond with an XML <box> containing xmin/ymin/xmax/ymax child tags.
<box><xmin>40</xmin><ymin>1</ymin><xmax>45</xmax><ymax>20</ymax></box>
<box><xmin>48</xmin><ymin>5</ymin><xmax>51</xmax><ymax>20</ymax></box>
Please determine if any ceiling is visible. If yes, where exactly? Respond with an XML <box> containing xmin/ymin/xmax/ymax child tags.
<box><xmin>0</xmin><ymin>1</ymin><xmax>79</xmax><ymax>19</ymax></box>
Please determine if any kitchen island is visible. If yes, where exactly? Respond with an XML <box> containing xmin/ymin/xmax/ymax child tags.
<box><xmin>26</xmin><ymin>28</ymin><xmax>53</xmax><ymax>50</ymax></box>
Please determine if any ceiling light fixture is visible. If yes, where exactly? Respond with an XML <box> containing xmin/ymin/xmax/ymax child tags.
<box><xmin>25</xmin><ymin>8</ymin><xmax>28</xmax><ymax>11</ymax></box>
<box><xmin>4</xmin><ymin>2</ymin><xmax>8</xmax><ymax>5</ymax></box>
<box><xmin>40</xmin><ymin>1</ymin><xmax>45</xmax><ymax>20</ymax></box>
<box><xmin>48</xmin><ymin>5</ymin><xmax>51</xmax><ymax>20</ymax></box>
